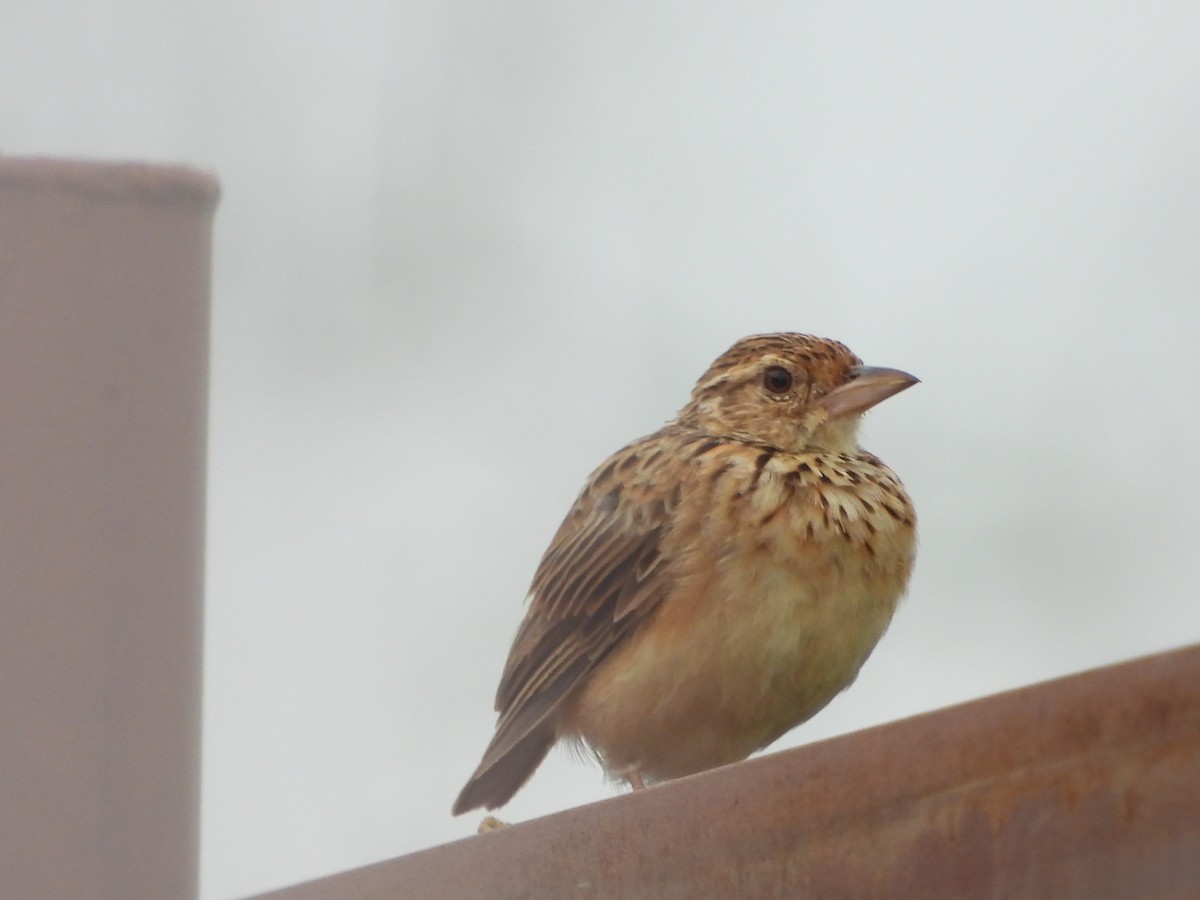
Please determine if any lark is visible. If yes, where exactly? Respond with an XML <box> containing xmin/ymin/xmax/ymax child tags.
<box><xmin>453</xmin><ymin>333</ymin><xmax>918</xmax><ymax>815</ymax></box>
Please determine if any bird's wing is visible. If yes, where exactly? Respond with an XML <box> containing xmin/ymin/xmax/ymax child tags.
<box><xmin>454</xmin><ymin>438</ymin><xmax>675</xmax><ymax>810</ymax></box>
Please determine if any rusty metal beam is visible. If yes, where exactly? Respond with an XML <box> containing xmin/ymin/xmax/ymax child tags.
<box><xmin>256</xmin><ymin>644</ymin><xmax>1200</xmax><ymax>899</ymax></box>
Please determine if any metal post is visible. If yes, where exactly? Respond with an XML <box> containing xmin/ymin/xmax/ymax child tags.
<box><xmin>253</xmin><ymin>645</ymin><xmax>1200</xmax><ymax>900</ymax></box>
<box><xmin>0</xmin><ymin>159</ymin><xmax>217</xmax><ymax>898</ymax></box>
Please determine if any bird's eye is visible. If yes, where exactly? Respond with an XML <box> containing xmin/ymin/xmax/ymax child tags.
<box><xmin>763</xmin><ymin>366</ymin><xmax>793</xmax><ymax>394</ymax></box>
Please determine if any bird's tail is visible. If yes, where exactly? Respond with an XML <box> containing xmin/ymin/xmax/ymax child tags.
<box><xmin>451</xmin><ymin>724</ymin><xmax>554</xmax><ymax>815</ymax></box>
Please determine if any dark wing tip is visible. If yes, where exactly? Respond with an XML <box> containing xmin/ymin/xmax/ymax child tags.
<box><xmin>451</xmin><ymin>727</ymin><xmax>555</xmax><ymax>816</ymax></box>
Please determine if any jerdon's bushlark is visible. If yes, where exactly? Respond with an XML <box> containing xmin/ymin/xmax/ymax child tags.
<box><xmin>453</xmin><ymin>333</ymin><xmax>918</xmax><ymax>815</ymax></box>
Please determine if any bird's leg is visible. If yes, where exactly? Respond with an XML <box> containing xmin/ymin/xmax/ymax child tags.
<box><xmin>627</xmin><ymin>770</ymin><xmax>646</xmax><ymax>791</ymax></box>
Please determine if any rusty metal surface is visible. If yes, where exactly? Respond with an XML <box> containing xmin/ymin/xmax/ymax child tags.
<box><xmin>256</xmin><ymin>644</ymin><xmax>1200</xmax><ymax>900</ymax></box>
<box><xmin>0</xmin><ymin>158</ymin><xmax>216</xmax><ymax>899</ymax></box>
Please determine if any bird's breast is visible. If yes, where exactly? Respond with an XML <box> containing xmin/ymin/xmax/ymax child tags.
<box><xmin>562</xmin><ymin>442</ymin><xmax>916</xmax><ymax>781</ymax></box>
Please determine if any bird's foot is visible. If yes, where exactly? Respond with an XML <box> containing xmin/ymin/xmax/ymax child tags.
<box><xmin>477</xmin><ymin>815</ymin><xmax>508</xmax><ymax>833</ymax></box>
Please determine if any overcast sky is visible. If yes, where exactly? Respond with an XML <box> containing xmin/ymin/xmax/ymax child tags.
<box><xmin>4</xmin><ymin>3</ymin><xmax>1200</xmax><ymax>898</ymax></box>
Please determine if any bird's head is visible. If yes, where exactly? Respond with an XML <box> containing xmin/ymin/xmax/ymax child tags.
<box><xmin>677</xmin><ymin>333</ymin><xmax>918</xmax><ymax>454</ymax></box>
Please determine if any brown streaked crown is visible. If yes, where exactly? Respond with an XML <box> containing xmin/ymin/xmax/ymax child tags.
<box><xmin>676</xmin><ymin>333</ymin><xmax>863</xmax><ymax>453</ymax></box>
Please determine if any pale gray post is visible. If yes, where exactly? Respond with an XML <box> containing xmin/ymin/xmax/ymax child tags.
<box><xmin>0</xmin><ymin>159</ymin><xmax>218</xmax><ymax>898</ymax></box>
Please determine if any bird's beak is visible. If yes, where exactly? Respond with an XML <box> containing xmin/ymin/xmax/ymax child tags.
<box><xmin>817</xmin><ymin>366</ymin><xmax>919</xmax><ymax>420</ymax></box>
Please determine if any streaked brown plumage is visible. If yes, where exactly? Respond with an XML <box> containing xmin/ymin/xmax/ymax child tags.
<box><xmin>453</xmin><ymin>333</ymin><xmax>918</xmax><ymax>815</ymax></box>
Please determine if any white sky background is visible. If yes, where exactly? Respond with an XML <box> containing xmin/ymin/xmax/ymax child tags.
<box><xmin>4</xmin><ymin>3</ymin><xmax>1200</xmax><ymax>897</ymax></box>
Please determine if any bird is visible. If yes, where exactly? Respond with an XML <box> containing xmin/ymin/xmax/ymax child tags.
<box><xmin>452</xmin><ymin>333</ymin><xmax>918</xmax><ymax>816</ymax></box>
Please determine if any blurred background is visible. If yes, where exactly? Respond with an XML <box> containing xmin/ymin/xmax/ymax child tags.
<box><xmin>4</xmin><ymin>3</ymin><xmax>1199</xmax><ymax>897</ymax></box>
